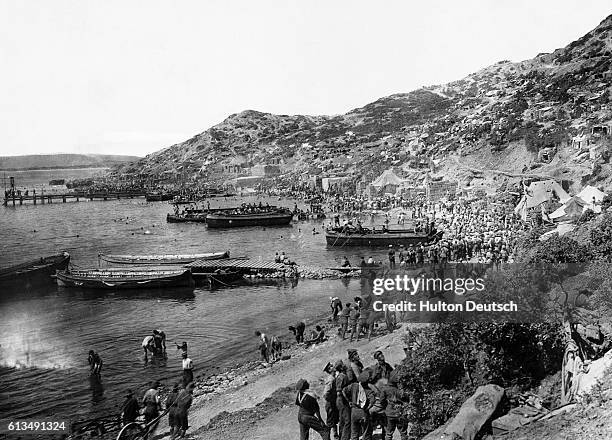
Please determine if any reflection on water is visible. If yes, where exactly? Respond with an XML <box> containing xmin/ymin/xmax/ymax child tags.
<box><xmin>89</xmin><ymin>374</ymin><xmax>105</xmax><ymax>403</ymax></box>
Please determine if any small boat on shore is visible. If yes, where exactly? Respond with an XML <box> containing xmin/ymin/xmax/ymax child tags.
<box><xmin>56</xmin><ymin>268</ymin><xmax>194</xmax><ymax>289</ymax></box>
<box><xmin>206</xmin><ymin>208</ymin><xmax>293</xmax><ymax>228</ymax></box>
<box><xmin>325</xmin><ymin>229</ymin><xmax>440</xmax><ymax>247</ymax></box>
<box><xmin>99</xmin><ymin>251</ymin><xmax>229</xmax><ymax>265</ymax></box>
<box><xmin>0</xmin><ymin>252</ymin><xmax>70</xmax><ymax>290</ymax></box>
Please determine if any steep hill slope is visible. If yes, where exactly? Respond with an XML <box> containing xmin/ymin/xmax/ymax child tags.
<box><xmin>115</xmin><ymin>14</ymin><xmax>612</xmax><ymax>192</ymax></box>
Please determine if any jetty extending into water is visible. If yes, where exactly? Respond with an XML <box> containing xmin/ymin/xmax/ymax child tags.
<box><xmin>3</xmin><ymin>190</ymin><xmax>145</xmax><ymax>206</ymax></box>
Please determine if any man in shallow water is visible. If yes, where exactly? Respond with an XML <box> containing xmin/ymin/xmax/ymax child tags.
<box><xmin>88</xmin><ymin>350</ymin><xmax>103</xmax><ymax>377</ymax></box>
<box><xmin>153</xmin><ymin>329</ymin><xmax>166</xmax><ymax>354</ymax></box>
<box><xmin>142</xmin><ymin>335</ymin><xmax>157</xmax><ymax>359</ymax></box>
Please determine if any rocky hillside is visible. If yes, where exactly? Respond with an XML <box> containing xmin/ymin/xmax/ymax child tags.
<box><xmin>115</xmin><ymin>14</ymin><xmax>612</xmax><ymax>192</ymax></box>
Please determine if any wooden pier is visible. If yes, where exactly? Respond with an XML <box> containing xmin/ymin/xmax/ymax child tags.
<box><xmin>3</xmin><ymin>191</ymin><xmax>146</xmax><ymax>207</ymax></box>
<box><xmin>186</xmin><ymin>258</ymin><xmax>287</xmax><ymax>273</ymax></box>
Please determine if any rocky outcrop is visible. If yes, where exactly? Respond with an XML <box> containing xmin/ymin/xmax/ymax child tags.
<box><xmin>423</xmin><ymin>384</ymin><xmax>505</xmax><ymax>440</ymax></box>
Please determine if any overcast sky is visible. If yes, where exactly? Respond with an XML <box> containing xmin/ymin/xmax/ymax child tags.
<box><xmin>0</xmin><ymin>1</ymin><xmax>610</xmax><ymax>157</ymax></box>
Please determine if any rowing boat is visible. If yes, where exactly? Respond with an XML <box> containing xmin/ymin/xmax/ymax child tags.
<box><xmin>98</xmin><ymin>251</ymin><xmax>229</xmax><ymax>265</ymax></box>
<box><xmin>325</xmin><ymin>229</ymin><xmax>440</xmax><ymax>247</ymax></box>
<box><xmin>56</xmin><ymin>268</ymin><xmax>194</xmax><ymax>289</ymax></box>
<box><xmin>206</xmin><ymin>209</ymin><xmax>293</xmax><ymax>228</ymax></box>
<box><xmin>0</xmin><ymin>252</ymin><xmax>70</xmax><ymax>291</ymax></box>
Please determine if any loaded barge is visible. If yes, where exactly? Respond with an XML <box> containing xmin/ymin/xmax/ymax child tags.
<box><xmin>0</xmin><ymin>252</ymin><xmax>70</xmax><ymax>290</ymax></box>
<box><xmin>325</xmin><ymin>228</ymin><xmax>440</xmax><ymax>247</ymax></box>
<box><xmin>206</xmin><ymin>208</ymin><xmax>293</xmax><ymax>228</ymax></box>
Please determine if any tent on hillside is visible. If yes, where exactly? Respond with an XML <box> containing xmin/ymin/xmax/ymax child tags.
<box><xmin>549</xmin><ymin>186</ymin><xmax>608</xmax><ymax>220</ymax></box>
<box><xmin>515</xmin><ymin>179</ymin><xmax>571</xmax><ymax>221</ymax></box>
<box><xmin>563</xmin><ymin>196</ymin><xmax>587</xmax><ymax>220</ymax></box>
<box><xmin>549</xmin><ymin>195</ymin><xmax>587</xmax><ymax>221</ymax></box>
<box><xmin>371</xmin><ymin>169</ymin><xmax>404</xmax><ymax>188</ymax></box>
<box><xmin>576</xmin><ymin>185</ymin><xmax>606</xmax><ymax>213</ymax></box>
<box><xmin>524</xmin><ymin>180</ymin><xmax>570</xmax><ymax>209</ymax></box>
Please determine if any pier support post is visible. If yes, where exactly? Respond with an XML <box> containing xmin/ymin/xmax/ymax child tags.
<box><xmin>12</xmin><ymin>197</ymin><xmax>15</xmax><ymax>206</ymax></box>
<box><xmin>62</xmin><ymin>196</ymin><xmax>66</xmax><ymax>203</ymax></box>
<box><xmin>33</xmin><ymin>195</ymin><xmax>37</xmax><ymax>205</ymax></box>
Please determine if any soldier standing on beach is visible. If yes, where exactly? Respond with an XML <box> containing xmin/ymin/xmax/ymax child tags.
<box><xmin>120</xmin><ymin>390</ymin><xmax>139</xmax><ymax>425</ymax></box>
<box><xmin>356</xmin><ymin>308</ymin><xmax>370</xmax><ymax>342</ymax></box>
<box><xmin>323</xmin><ymin>362</ymin><xmax>340</xmax><ymax>440</ymax></box>
<box><xmin>330</xmin><ymin>296</ymin><xmax>343</xmax><ymax>321</ymax></box>
<box><xmin>348</xmin><ymin>307</ymin><xmax>360</xmax><ymax>343</ymax></box>
<box><xmin>142</xmin><ymin>381</ymin><xmax>161</xmax><ymax>430</ymax></box>
<box><xmin>388</xmin><ymin>245</ymin><xmax>397</xmax><ymax>268</ymax></box>
<box><xmin>346</xmin><ymin>350</ymin><xmax>363</xmax><ymax>384</ymax></box>
<box><xmin>334</xmin><ymin>361</ymin><xmax>351</xmax><ymax>440</ymax></box>
<box><xmin>174</xmin><ymin>382</ymin><xmax>195</xmax><ymax>439</ymax></box>
<box><xmin>382</xmin><ymin>370</ymin><xmax>411</xmax><ymax>440</ymax></box>
<box><xmin>255</xmin><ymin>330</ymin><xmax>271</xmax><ymax>363</ymax></box>
<box><xmin>370</xmin><ymin>351</ymin><xmax>393</xmax><ymax>383</ymax></box>
<box><xmin>343</xmin><ymin>371</ymin><xmax>375</xmax><ymax>440</ymax></box>
<box><xmin>289</xmin><ymin>322</ymin><xmax>306</xmax><ymax>343</ymax></box>
<box><xmin>295</xmin><ymin>378</ymin><xmax>330</xmax><ymax>440</ymax></box>
<box><xmin>166</xmin><ymin>382</ymin><xmax>181</xmax><ymax>439</ymax></box>
<box><xmin>339</xmin><ymin>305</ymin><xmax>351</xmax><ymax>340</ymax></box>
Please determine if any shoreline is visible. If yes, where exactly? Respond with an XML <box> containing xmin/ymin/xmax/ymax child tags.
<box><xmin>151</xmin><ymin>312</ymin><xmax>408</xmax><ymax>439</ymax></box>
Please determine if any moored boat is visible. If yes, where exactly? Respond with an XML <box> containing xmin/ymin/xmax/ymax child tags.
<box><xmin>166</xmin><ymin>207</ymin><xmax>226</xmax><ymax>223</ymax></box>
<box><xmin>166</xmin><ymin>213</ymin><xmax>208</xmax><ymax>223</ymax></box>
<box><xmin>325</xmin><ymin>229</ymin><xmax>440</xmax><ymax>247</ymax></box>
<box><xmin>206</xmin><ymin>209</ymin><xmax>293</xmax><ymax>228</ymax></box>
<box><xmin>98</xmin><ymin>251</ymin><xmax>229</xmax><ymax>265</ymax></box>
<box><xmin>0</xmin><ymin>252</ymin><xmax>70</xmax><ymax>290</ymax></box>
<box><xmin>146</xmin><ymin>192</ymin><xmax>177</xmax><ymax>202</ymax></box>
<box><xmin>56</xmin><ymin>268</ymin><xmax>194</xmax><ymax>289</ymax></box>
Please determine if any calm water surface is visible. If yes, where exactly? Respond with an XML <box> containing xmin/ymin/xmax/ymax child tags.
<box><xmin>0</xmin><ymin>189</ymin><xmax>382</xmax><ymax>422</ymax></box>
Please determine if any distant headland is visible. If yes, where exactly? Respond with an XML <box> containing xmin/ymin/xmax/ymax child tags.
<box><xmin>0</xmin><ymin>154</ymin><xmax>140</xmax><ymax>171</ymax></box>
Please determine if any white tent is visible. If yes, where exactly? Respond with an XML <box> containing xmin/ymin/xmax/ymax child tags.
<box><xmin>576</xmin><ymin>185</ymin><xmax>606</xmax><ymax>213</ymax></box>
<box><xmin>549</xmin><ymin>186</ymin><xmax>607</xmax><ymax>220</ymax></box>
<box><xmin>371</xmin><ymin>169</ymin><xmax>404</xmax><ymax>188</ymax></box>
<box><xmin>524</xmin><ymin>180</ymin><xmax>570</xmax><ymax>209</ymax></box>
